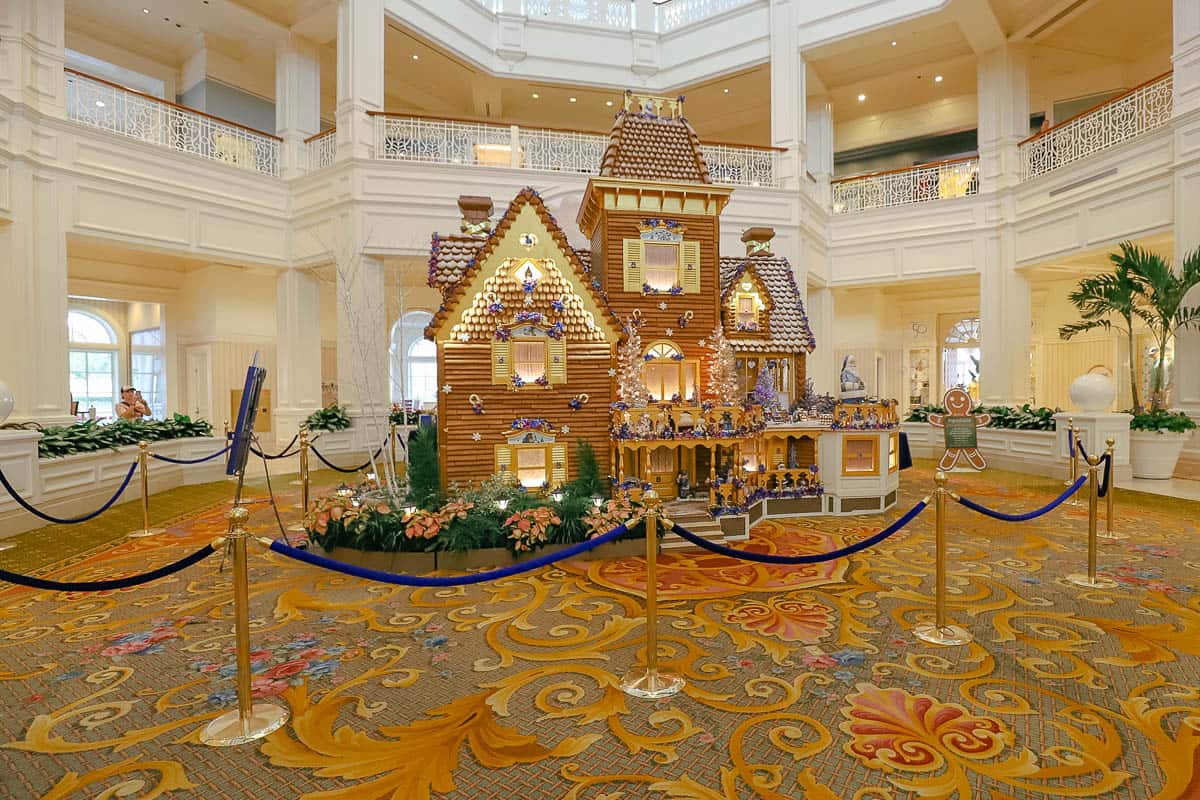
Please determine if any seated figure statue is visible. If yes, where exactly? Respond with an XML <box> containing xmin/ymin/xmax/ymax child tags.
<box><xmin>839</xmin><ymin>355</ymin><xmax>868</xmax><ymax>403</ymax></box>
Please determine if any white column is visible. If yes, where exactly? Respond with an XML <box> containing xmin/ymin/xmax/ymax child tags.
<box><xmin>769</xmin><ymin>0</ymin><xmax>803</xmax><ymax>189</ymax></box>
<box><xmin>335</xmin><ymin>0</ymin><xmax>384</xmax><ymax>161</ymax></box>
<box><xmin>1172</xmin><ymin>0</ymin><xmax>1200</xmax><ymax>476</ymax></box>
<box><xmin>976</xmin><ymin>43</ymin><xmax>1029</xmax><ymax>191</ymax></box>
<box><xmin>275</xmin><ymin>269</ymin><xmax>323</xmax><ymax>436</ymax></box>
<box><xmin>276</xmin><ymin>33</ymin><xmax>321</xmax><ymax>177</ymax></box>
<box><xmin>805</xmin><ymin>93</ymin><xmax>833</xmax><ymax>205</ymax></box>
<box><xmin>806</xmin><ymin>285</ymin><xmax>835</xmax><ymax>396</ymax></box>
<box><xmin>0</xmin><ymin>0</ymin><xmax>65</xmax><ymax>116</ymax></box>
<box><xmin>335</xmin><ymin>255</ymin><xmax>388</xmax><ymax>415</ymax></box>
<box><xmin>0</xmin><ymin>164</ymin><xmax>71</xmax><ymax>425</ymax></box>
<box><xmin>978</xmin><ymin>236</ymin><xmax>1032</xmax><ymax>408</ymax></box>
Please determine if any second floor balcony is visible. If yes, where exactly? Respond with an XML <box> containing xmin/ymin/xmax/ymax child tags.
<box><xmin>831</xmin><ymin>157</ymin><xmax>980</xmax><ymax>215</ymax></box>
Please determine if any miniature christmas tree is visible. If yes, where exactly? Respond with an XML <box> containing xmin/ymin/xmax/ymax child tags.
<box><xmin>616</xmin><ymin>319</ymin><xmax>651</xmax><ymax>407</ymax></box>
<box><xmin>752</xmin><ymin>363</ymin><xmax>783</xmax><ymax>418</ymax></box>
<box><xmin>706</xmin><ymin>324</ymin><xmax>739</xmax><ymax>406</ymax></box>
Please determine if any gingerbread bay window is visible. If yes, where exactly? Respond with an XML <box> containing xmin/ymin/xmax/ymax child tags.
<box><xmin>492</xmin><ymin>325</ymin><xmax>567</xmax><ymax>387</ymax></box>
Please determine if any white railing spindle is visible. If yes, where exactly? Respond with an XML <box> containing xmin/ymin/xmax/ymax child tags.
<box><xmin>65</xmin><ymin>69</ymin><xmax>280</xmax><ymax>177</ymax></box>
<box><xmin>1019</xmin><ymin>73</ymin><xmax>1172</xmax><ymax>181</ymax></box>
<box><xmin>521</xmin><ymin>0</ymin><xmax>631</xmax><ymax>27</ymax></box>
<box><xmin>831</xmin><ymin>158</ymin><xmax>979</xmax><ymax>215</ymax></box>
<box><xmin>701</xmin><ymin>143</ymin><xmax>780</xmax><ymax>188</ymax></box>
<box><xmin>655</xmin><ymin>0</ymin><xmax>754</xmax><ymax>31</ymax></box>
<box><xmin>305</xmin><ymin>128</ymin><xmax>337</xmax><ymax>171</ymax></box>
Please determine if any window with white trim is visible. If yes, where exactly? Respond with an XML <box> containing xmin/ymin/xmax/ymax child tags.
<box><xmin>131</xmin><ymin>327</ymin><xmax>165</xmax><ymax>418</ymax></box>
<box><xmin>68</xmin><ymin>309</ymin><xmax>119</xmax><ymax>418</ymax></box>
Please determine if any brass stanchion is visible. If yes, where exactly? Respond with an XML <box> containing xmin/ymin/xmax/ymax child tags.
<box><xmin>201</xmin><ymin>506</ymin><xmax>290</xmax><ymax>746</ymax></box>
<box><xmin>390</xmin><ymin>422</ymin><xmax>398</xmax><ymax>467</ymax></box>
<box><xmin>620</xmin><ymin>489</ymin><xmax>684</xmax><ymax>698</ymax></box>
<box><xmin>287</xmin><ymin>429</ymin><xmax>311</xmax><ymax>533</ymax></box>
<box><xmin>1067</xmin><ymin>452</ymin><xmax>1118</xmax><ymax>589</ymax></box>
<box><xmin>1098</xmin><ymin>436</ymin><xmax>1127</xmax><ymax>540</ymax></box>
<box><xmin>913</xmin><ymin>471</ymin><xmax>972</xmax><ymax>646</ymax></box>
<box><xmin>127</xmin><ymin>442</ymin><xmax>165</xmax><ymax>538</ymax></box>
<box><xmin>1064</xmin><ymin>419</ymin><xmax>1080</xmax><ymax>506</ymax></box>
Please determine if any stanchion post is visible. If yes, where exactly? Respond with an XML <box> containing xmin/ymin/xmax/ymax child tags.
<box><xmin>390</xmin><ymin>422</ymin><xmax>397</xmax><ymax>467</ymax></box>
<box><xmin>914</xmin><ymin>471</ymin><xmax>972</xmax><ymax>646</ymax></box>
<box><xmin>1064</xmin><ymin>418</ymin><xmax>1079</xmax><ymax>505</ymax></box>
<box><xmin>620</xmin><ymin>489</ymin><xmax>684</xmax><ymax>698</ymax></box>
<box><xmin>127</xmin><ymin>442</ymin><xmax>165</xmax><ymax>538</ymax></box>
<box><xmin>1068</xmin><ymin>453</ymin><xmax>1118</xmax><ymax>589</ymax></box>
<box><xmin>201</xmin><ymin>506</ymin><xmax>290</xmax><ymax>746</ymax></box>
<box><xmin>1098</xmin><ymin>436</ymin><xmax>1127</xmax><ymax>540</ymax></box>
<box><xmin>287</xmin><ymin>429</ymin><xmax>311</xmax><ymax>533</ymax></box>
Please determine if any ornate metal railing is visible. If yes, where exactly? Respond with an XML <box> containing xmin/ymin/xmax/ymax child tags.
<box><xmin>656</xmin><ymin>0</ymin><xmax>755</xmax><ymax>31</ymax></box>
<box><xmin>831</xmin><ymin>156</ymin><xmax>979</xmax><ymax>215</ymax></box>
<box><xmin>305</xmin><ymin>128</ymin><xmax>337</xmax><ymax>171</ymax></box>
<box><xmin>522</xmin><ymin>0</ymin><xmax>632</xmax><ymax>27</ymax></box>
<box><xmin>372</xmin><ymin>114</ymin><xmax>780</xmax><ymax>187</ymax></box>
<box><xmin>64</xmin><ymin>69</ymin><xmax>281</xmax><ymax>177</ymax></box>
<box><xmin>1019</xmin><ymin>72</ymin><xmax>1173</xmax><ymax>181</ymax></box>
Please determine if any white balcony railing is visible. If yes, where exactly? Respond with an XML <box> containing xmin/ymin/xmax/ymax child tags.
<box><xmin>656</xmin><ymin>0</ymin><xmax>755</xmax><ymax>31</ymax></box>
<box><xmin>1020</xmin><ymin>72</ymin><xmax>1173</xmax><ymax>181</ymax></box>
<box><xmin>305</xmin><ymin>128</ymin><xmax>337</xmax><ymax>171</ymax></box>
<box><xmin>65</xmin><ymin>69</ymin><xmax>281</xmax><ymax>178</ymax></box>
<box><xmin>372</xmin><ymin>114</ymin><xmax>781</xmax><ymax>187</ymax></box>
<box><xmin>522</xmin><ymin>0</ymin><xmax>632</xmax><ymax>28</ymax></box>
<box><xmin>831</xmin><ymin>157</ymin><xmax>979</xmax><ymax>215</ymax></box>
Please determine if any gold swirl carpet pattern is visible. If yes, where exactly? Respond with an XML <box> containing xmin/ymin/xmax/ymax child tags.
<box><xmin>1</xmin><ymin>466</ymin><xmax>1199</xmax><ymax>799</ymax></box>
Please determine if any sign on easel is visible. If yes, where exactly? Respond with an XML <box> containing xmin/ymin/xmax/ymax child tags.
<box><xmin>928</xmin><ymin>388</ymin><xmax>990</xmax><ymax>471</ymax></box>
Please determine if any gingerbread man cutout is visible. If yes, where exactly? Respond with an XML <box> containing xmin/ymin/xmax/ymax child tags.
<box><xmin>928</xmin><ymin>387</ymin><xmax>990</xmax><ymax>471</ymax></box>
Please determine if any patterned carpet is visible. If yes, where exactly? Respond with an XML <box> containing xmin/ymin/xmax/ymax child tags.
<box><xmin>1</xmin><ymin>464</ymin><xmax>1198</xmax><ymax>799</ymax></box>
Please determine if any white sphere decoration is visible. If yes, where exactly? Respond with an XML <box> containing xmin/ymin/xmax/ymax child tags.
<box><xmin>0</xmin><ymin>379</ymin><xmax>12</xmax><ymax>425</ymax></box>
<box><xmin>1069</xmin><ymin>372</ymin><xmax>1116</xmax><ymax>412</ymax></box>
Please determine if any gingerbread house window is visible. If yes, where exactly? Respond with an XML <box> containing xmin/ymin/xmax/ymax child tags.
<box><xmin>730</xmin><ymin>279</ymin><xmax>766</xmax><ymax>333</ymax></box>
<box><xmin>495</xmin><ymin>436</ymin><xmax>567</xmax><ymax>488</ymax></box>
<box><xmin>643</xmin><ymin>341</ymin><xmax>698</xmax><ymax>402</ymax></box>
<box><xmin>513</xmin><ymin>339</ymin><xmax>546</xmax><ymax>383</ymax></box>
<box><xmin>492</xmin><ymin>324</ymin><xmax>567</xmax><ymax>387</ymax></box>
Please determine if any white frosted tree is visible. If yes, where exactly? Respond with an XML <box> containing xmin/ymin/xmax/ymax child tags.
<box><xmin>616</xmin><ymin>319</ymin><xmax>651</xmax><ymax>407</ymax></box>
<box><xmin>706</xmin><ymin>325</ymin><xmax>739</xmax><ymax>406</ymax></box>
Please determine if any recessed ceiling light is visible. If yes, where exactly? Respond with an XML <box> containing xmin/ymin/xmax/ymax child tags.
<box><xmin>531</xmin><ymin>92</ymin><xmax>539</xmax><ymax>99</ymax></box>
<box><xmin>934</xmin><ymin>74</ymin><xmax>943</xmax><ymax>83</ymax></box>
<box><xmin>412</xmin><ymin>54</ymin><xmax>419</xmax><ymax>60</ymax></box>
<box><xmin>890</xmin><ymin>40</ymin><xmax>897</xmax><ymax>46</ymax></box>
<box><xmin>857</xmin><ymin>93</ymin><xmax>866</xmax><ymax>102</ymax></box>
<box><xmin>95</xmin><ymin>100</ymin><xmax>105</xmax><ymax>107</ymax></box>
<box><xmin>142</xmin><ymin>8</ymin><xmax>149</xmax><ymax>13</ymax></box>
<box><xmin>723</xmin><ymin>87</ymin><xmax>729</xmax><ymax>94</ymax></box>
<box><xmin>605</xmin><ymin>100</ymin><xmax>613</xmax><ymax>106</ymax></box>
<box><xmin>569</xmin><ymin>96</ymin><xmax>577</xmax><ymax>103</ymax></box>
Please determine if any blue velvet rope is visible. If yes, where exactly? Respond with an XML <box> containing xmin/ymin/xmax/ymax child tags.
<box><xmin>0</xmin><ymin>462</ymin><xmax>137</xmax><ymax>525</ymax></box>
<box><xmin>149</xmin><ymin>444</ymin><xmax>232</xmax><ymax>465</ymax></box>
<box><xmin>669</xmin><ymin>500</ymin><xmax>927</xmax><ymax>564</ymax></box>
<box><xmin>1098</xmin><ymin>453</ymin><xmax>1112</xmax><ymax>498</ymax></box>
<box><xmin>956</xmin><ymin>475</ymin><xmax>1086</xmax><ymax>522</ymax></box>
<box><xmin>267</xmin><ymin>522</ymin><xmax>630</xmax><ymax>587</ymax></box>
<box><xmin>310</xmin><ymin>444</ymin><xmax>386</xmax><ymax>474</ymax></box>
<box><xmin>0</xmin><ymin>543</ymin><xmax>216</xmax><ymax>592</ymax></box>
<box><xmin>1076</xmin><ymin>439</ymin><xmax>1089</xmax><ymax>461</ymax></box>
<box><xmin>250</xmin><ymin>434</ymin><xmax>299</xmax><ymax>461</ymax></box>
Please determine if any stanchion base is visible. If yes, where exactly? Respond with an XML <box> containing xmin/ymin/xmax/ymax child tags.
<box><xmin>289</xmin><ymin>479</ymin><xmax>303</xmax><ymax>487</ymax></box>
<box><xmin>1098</xmin><ymin>531</ymin><xmax>1129</xmax><ymax>541</ymax></box>
<box><xmin>286</xmin><ymin>524</ymin><xmax>307</xmax><ymax>533</ymax></box>
<box><xmin>200</xmin><ymin>702</ymin><xmax>289</xmax><ymax>746</ymax></box>
<box><xmin>913</xmin><ymin>622</ymin><xmax>973</xmax><ymax>646</ymax></box>
<box><xmin>127</xmin><ymin>528</ymin><xmax>166</xmax><ymax>539</ymax></box>
<box><xmin>1066</xmin><ymin>573</ymin><xmax>1118</xmax><ymax>589</ymax></box>
<box><xmin>620</xmin><ymin>667</ymin><xmax>684</xmax><ymax>699</ymax></box>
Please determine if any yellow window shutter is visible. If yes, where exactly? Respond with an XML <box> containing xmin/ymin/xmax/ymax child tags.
<box><xmin>550</xmin><ymin>443</ymin><xmax>567</xmax><ymax>486</ymax></box>
<box><xmin>623</xmin><ymin>239</ymin><xmax>644</xmax><ymax>292</ymax></box>
<box><xmin>492</xmin><ymin>337</ymin><xmax>510</xmax><ymax>385</ymax></box>
<box><xmin>681</xmin><ymin>240</ymin><xmax>701</xmax><ymax>294</ymax></box>
<box><xmin>495</xmin><ymin>445</ymin><xmax>512</xmax><ymax>476</ymax></box>
<box><xmin>547</xmin><ymin>338</ymin><xmax>567</xmax><ymax>384</ymax></box>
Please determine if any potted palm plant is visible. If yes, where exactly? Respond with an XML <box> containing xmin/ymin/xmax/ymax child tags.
<box><xmin>1062</xmin><ymin>242</ymin><xmax>1198</xmax><ymax>478</ymax></box>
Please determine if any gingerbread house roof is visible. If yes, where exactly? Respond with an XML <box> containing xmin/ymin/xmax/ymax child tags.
<box><xmin>598</xmin><ymin>109</ymin><xmax>710</xmax><ymax>184</ymax></box>
<box><xmin>426</xmin><ymin>188</ymin><xmax>620</xmax><ymax>342</ymax></box>
<box><xmin>719</xmin><ymin>256</ymin><xmax>816</xmax><ymax>353</ymax></box>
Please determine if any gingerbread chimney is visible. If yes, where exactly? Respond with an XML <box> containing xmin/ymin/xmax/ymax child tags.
<box><xmin>458</xmin><ymin>195</ymin><xmax>494</xmax><ymax>237</ymax></box>
<box><xmin>741</xmin><ymin>226</ymin><xmax>775</xmax><ymax>257</ymax></box>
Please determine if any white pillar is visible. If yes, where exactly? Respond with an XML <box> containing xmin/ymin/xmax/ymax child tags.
<box><xmin>335</xmin><ymin>0</ymin><xmax>384</xmax><ymax>161</ymax></box>
<box><xmin>335</xmin><ymin>255</ymin><xmax>388</xmax><ymax>415</ymax></box>
<box><xmin>0</xmin><ymin>165</ymin><xmax>71</xmax><ymax>425</ymax></box>
<box><xmin>0</xmin><ymin>0</ymin><xmax>65</xmax><ymax>116</ymax></box>
<box><xmin>805</xmin><ymin>93</ymin><xmax>833</xmax><ymax>205</ymax></box>
<box><xmin>769</xmin><ymin>0</ymin><xmax>803</xmax><ymax>189</ymax></box>
<box><xmin>1171</xmin><ymin>0</ymin><xmax>1200</xmax><ymax>476</ymax></box>
<box><xmin>976</xmin><ymin>43</ymin><xmax>1029</xmax><ymax>191</ymax></box>
<box><xmin>275</xmin><ymin>269</ymin><xmax>323</xmax><ymax>436</ymax></box>
<box><xmin>806</xmin><ymin>285</ymin><xmax>835</xmax><ymax>396</ymax></box>
<box><xmin>978</xmin><ymin>237</ymin><xmax>1032</xmax><ymax>407</ymax></box>
<box><xmin>276</xmin><ymin>33</ymin><xmax>321</xmax><ymax>177</ymax></box>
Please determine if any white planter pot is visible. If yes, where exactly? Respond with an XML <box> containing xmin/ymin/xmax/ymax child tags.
<box><xmin>1129</xmin><ymin>430</ymin><xmax>1188</xmax><ymax>479</ymax></box>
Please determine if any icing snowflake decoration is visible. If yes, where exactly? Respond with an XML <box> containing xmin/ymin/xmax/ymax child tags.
<box><xmin>658</xmin><ymin>301</ymin><xmax>668</xmax><ymax>311</ymax></box>
<box><xmin>471</xmin><ymin>432</ymin><xmax>482</xmax><ymax>441</ymax></box>
<box><xmin>442</xmin><ymin>384</ymin><xmax>453</xmax><ymax>394</ymax></box>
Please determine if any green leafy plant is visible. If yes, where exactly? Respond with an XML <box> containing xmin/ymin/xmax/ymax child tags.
<box><xmin>36</xmin><ymin>414</ymin><xmax>214</xmax><ymax>459</ymax></box>
<box><xmin>1129</xmin><ymin>409</ymin><xmax>1198</xmax><ymax>434</ymax></box>
<box><xmin>567</xmin><ymin>438</ymin><xmax>606</xmax><ymax>499</ymax></box>
<box><xmin>905</xmin><ymin>403</ymin><xmax>1060</xmax><ymax>431</ymax></box>
<box><xmin>406</xmin><ymin>425</ymin><xmax>441</xmax><ymax>510</ymax></box>
<box><xmin>388</xmin><ymin>404</ymin><xmax>420</xmax><ymax>426</ymax></box>
<box><xmin>305</xmin><ymin>403</ymin><xmax>351</xmax><ymax>432</ymax></box>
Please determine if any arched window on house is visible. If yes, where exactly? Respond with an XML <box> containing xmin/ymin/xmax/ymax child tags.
<box><xmin>68</xmin><ymin>309</ymin><xmax>119</xmax><ymax>418</ymax></box>
<box><xmin>390</xmin><ymin>311</ymin><xmax>436</xmax><ymax>408</ymax></box>
<box><xmin>942</xmin><ymin>317</ymin><xmax>981</xmax><ymax>402</ymax></box>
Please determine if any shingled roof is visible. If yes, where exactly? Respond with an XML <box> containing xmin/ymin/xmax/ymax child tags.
<box><xmin>598</xmin><ymin>92</ymin><xmax>710</xmax><ymax>184</ymax></box>
<box><xmin>719</xmin><ymin>256</ymin><xmax>816</xmax><ymax>353</ymax></box>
